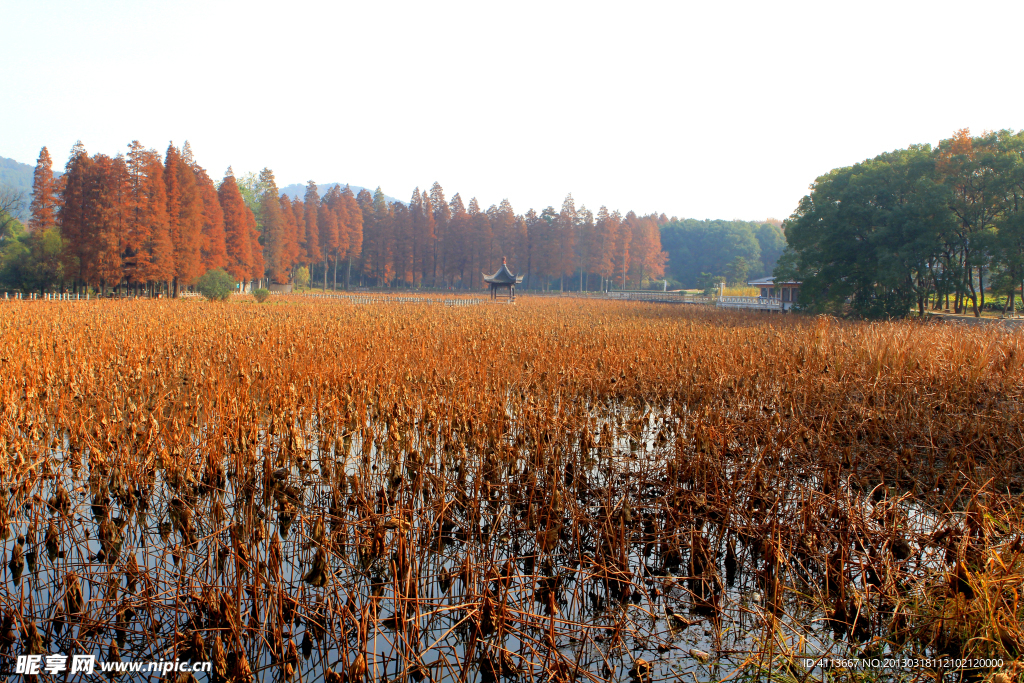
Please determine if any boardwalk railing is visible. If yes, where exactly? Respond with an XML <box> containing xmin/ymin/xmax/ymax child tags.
<box><xmin>717</xmin><ymin>295</ymin><xmax>783</xmax><ymax>311</ymax></box>
<box><xmin>3</xmin><ymin>292</ymin><xmax>90</xmax><ymax>301</ymax></box>
<box><xmin>304</xmin><ymin>292</ymin><xmax>486</xmax><ymax>307</ymax></box>
<box><xmin>606</xmin><ymin>291</ymin><xmax>711</xmax><ymax>304</ymax></box>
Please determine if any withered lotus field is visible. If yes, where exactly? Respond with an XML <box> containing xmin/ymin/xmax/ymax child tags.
<box><xmin>0</xmin><ymin>296</ymin><xmax>1021</xmax><ymax>682</ymax></box>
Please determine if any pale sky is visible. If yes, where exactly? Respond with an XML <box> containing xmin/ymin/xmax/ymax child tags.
<box><xmin>4</xmin><ymin>0</ymin><xmax>1022</xmax><ymax>222</ymax></box>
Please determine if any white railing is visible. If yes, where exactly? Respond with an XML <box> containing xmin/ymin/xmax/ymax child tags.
<box><xmin>606</xmin><ymin>291</ymin><xmax>711</xmax><ymax>304</ymax></box>
<box><xmin>303</xmin><ymin>292</ymin><xmax>486</xmax><ymax>307</ymax></box>
<box><xmin>717</xmin><ymin>296</ymin><xmax>783</xmax><ymax>310</ymax></box>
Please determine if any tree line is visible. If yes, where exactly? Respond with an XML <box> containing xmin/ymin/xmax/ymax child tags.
<box><xmin>780</xmin><ymin>129</ymin><xmax>1024</xmax><ymax>318</ymax></box>
<box><xmin>1</xmin><ymin>141</ymin><xmax>669</xmax><ymax>295</ymax></box>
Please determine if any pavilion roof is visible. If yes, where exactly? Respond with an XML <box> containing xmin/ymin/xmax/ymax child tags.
<box><xmin>483</xmin><ymin>261</ymin><xmax>523</xmax><ymax>285</ymax></box>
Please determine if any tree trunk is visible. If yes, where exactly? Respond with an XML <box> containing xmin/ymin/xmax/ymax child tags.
<box><xmin>978</xmin><ymin>267</ymin><xmax>985</xmax><ymax>313</ymax></box>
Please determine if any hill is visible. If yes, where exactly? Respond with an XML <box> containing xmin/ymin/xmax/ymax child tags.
<box><xmin>0</xmin><ymin>156</ymin><xmax>35</xmax><ymax>220</ymax></box>
<box><xmin>278</xmin><ymin>182</ymin><xmax>402</xmax><ymax>206</ymax></box>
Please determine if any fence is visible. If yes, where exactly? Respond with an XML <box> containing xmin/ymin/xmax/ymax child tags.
<box><xmin>304</xmin><ymin>292</ymin><xmax>486</xmax><ymax>307</ymax></box>
<box><xmin>605</xmin><ymin>291</ymin><xmax>712</xmax><ymax>304</ymax></box>
<box><xmin>3</xmin><ymin>292</ymin><xmax>89</xmax><ymax>301</ymax></box>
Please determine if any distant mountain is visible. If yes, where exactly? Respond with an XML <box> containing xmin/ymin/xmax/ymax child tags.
<box><xmin>279</xmin><ymin>182</ymin><xmax>403</xmax><ymax>206</ymax></box>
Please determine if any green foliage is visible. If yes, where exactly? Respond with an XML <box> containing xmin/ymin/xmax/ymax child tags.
<box><xmin>697</xmin><ymin>272</ymin><xmax>721</xmax><ymax>297</ymax></box>
<box><xmin>0</xmin><ymin>221</ymin><xmax>69</xmax><ymax>293</ymax></box>
<box><xmin>726</xmin><ymin>256</ymin><xmax>749</xmax><ymax>285</ymax></box>
<box><xmin>660</xmin><ymin>219</ymin><xmax>784</xmax><ymax>288</ymax></box>
<box><xmin>195</xmin><ymin>268</ymin><xmax>236</xmax><ymax>301</ymax></box>
<box><xmin>782</xmin><ymin>144</ymin><xmax>954</xmax><ymax>318</ymax></box>
<box><xmin>293</xmin><ymin>266</ymin><xmax>310</xmax><ymax>288</ymax></box>
<box><xmin>252</xmin><ymin>288</ymin><xmax>270</xmax><ymax>303</ymax></box>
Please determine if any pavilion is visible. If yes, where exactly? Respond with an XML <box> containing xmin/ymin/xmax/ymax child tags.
<box><xmin>483</xmin><ymin>258</ymin><xmax>523</xmax><ymax>302</ymax></box>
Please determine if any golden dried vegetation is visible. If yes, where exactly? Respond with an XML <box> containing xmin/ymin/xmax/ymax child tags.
<box><xmin>0</xmin><ymin>297</ymin><xmax>1021</xmax><ymax>681</ymax></box>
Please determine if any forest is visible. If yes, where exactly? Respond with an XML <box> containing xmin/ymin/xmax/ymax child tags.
<box><xmin>780</xmin><ymin>128</ymin><xmax>1024</xmax><ymax>317</ymax></box>
<box><xmin>659</xmin><ymin>219</ymin><xmax>786</xmax><ymax>289</ymax></box>
<box><xmin>0</xmin><ymin>142</ymin><xmax>669</xmax><ymax>295</ymax></box>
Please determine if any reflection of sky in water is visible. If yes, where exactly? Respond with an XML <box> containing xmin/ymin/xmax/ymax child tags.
<box><xmin>0</xmin><ymin>403</ymin><xmax>965</xmax><ymax>682</ymax></box>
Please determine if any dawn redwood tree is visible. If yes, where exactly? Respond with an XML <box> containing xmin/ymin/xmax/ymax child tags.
<box><xmin>429</xmin><ymin>183</ymin><xmax>449</xmax><ymax>286</ymax></box>
<box><xmin>135</xmin><ymin>148</ymin><xmax>174</xmax><ymax>293</ymax></box>
<box><xmin>589</xmin><ymin>207</ymin><xmax>617</xmax><ymax>291</ymax></box>
<box><xmin>59</xmin><ymin>141</ymin><xmax>93</xmax><ymax>290</ymax></box>
<box><xmin>246</xmin><ymin>202</ymin><xmax>264</xmax><ymax>285</ymax></box>
<box><xmin>303</xmin><ymin>181</ymin><xmax>321</xmax><ymax>270</ymax></box>
<box><xmin>488</xmin><ymin>199</ymin><xmax>515</xmax><ymax>267</ymax></box>
<box><xmin>341</xmin><ymin>185</ymin><xmax>362</xmax><ymax>288</ymax></box>
<box><xmin>317</xmin><ymin>198</ymin><xmax>339</xmax><ymax>289</ymax></box>
<box><xmin>171</xmin><ymin>141</ymin><xmax>205</xmax><ymax>293</ymax></box>
<box><xmin>576</xmin><ymin>205</ymin><xmax>594</xmax><ymax>290</ymax></box>
<box><xmin>196</xmin><ymin>166</ymin><xmax>227</xmax><ymax>272</ymax></box>
<box><xmin>556</xmin><ymin>194</ymin><xmax>577</xmax><ymax>291</ymax></box>
<box><xmin>630</xmin><ymin>214</ymin><xmax>667</xmax><ymax>285</ymax></box>
<box><xmin>219</xmin><ymin>169</ymin><xmax>254</xmax><ymax>284</ymax></box>
<box><xmin>327</xmin><ymin>185</ymin><xmax>350</xmax><ymax>289</ymax></box>
<box><xmin>447</xmin><ymin>193</ymin><xmax>468</xmax><ymax>287</ymax></box>
<box><xmin>90</xmin><ymin>153</ymin><xmax>129</xmax><ymax>292</ymax></box>
<box><xmin>613</xmin><ymin>211</ymin><xmax>634</xmax><ymax>288</ymax></box>
<box><xmin>163</xmin><ymin>144</ymin><xmax>181</xmax><ymax>292</ymax></box>
<box><xmin>283</xmin><ymin>195</ymin><xmax>301</xmax><ymax>279</ymax></box>
<box><xmin>257</xmin><ymin>168</ymin><xmax>288</xmax><ymax>284</ymax></box>
<box><xmin>468</xmin><ymin>198</ymin><xmax>492</xmax><ymax>289</ymax></box>
<box><xmin>29</xmin><ymin>146</ymin><xmax>56</xmax><ymax>233</ymax></box>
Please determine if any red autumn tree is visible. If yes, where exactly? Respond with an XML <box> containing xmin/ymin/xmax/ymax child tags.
<box><xmin>29</xmin><ymin>147</ymin><xmax>56</xmax><ymax>232</ymax></box>
<box><xmin>196</xmin><ymin>166</ymin><xmax>227</xmax><ymax>272</ymax></box>
<box><xmin>218</xmin><ymin>169</ymin><xmax>254</xmax><ymax>282</ymax></box>
<box><xmin>59</xmin><ymin>141</ymin><xmax>93</xmax><ymax>288</ymax></box>
<box><xmin>317</xmin><ymin>198</ymin><xmax>339</xmax><ymax>289</ymax></box>
<box><xmin>340</xmin><ymin>185</ymin><xmax>362</xmax><ymax>288</ymax></box>
<box><xmin>303</xmin><ymin>181</ymin><xmax>321</xmax><ymax>267</ymax></box>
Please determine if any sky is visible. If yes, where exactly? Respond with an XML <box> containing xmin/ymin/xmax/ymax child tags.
<box><xmin>3</xmin><ymin>0</ymin><xmax>1023</xmax><ymax>222</ymax></box>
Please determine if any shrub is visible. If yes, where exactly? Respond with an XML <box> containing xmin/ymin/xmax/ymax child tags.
<box><xmin>195</xmin><ymin>268</ymin><xmax>236</xmax><ymax>302</ymax></box>
<box><xmin>253</xmin><ymin>288</ymin><xmax>270</xmax><ymax>303</ymax></box>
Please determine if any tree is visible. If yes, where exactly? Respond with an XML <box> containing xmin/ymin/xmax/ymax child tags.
<box><xmin>590</xmin><ymin>207</ymin><xmax>618</xmax><ymax>291</ymax></box>
<box><xmin>169</xmin><ymin>141</ymin><xmax>205</xmax><ymax>292</ymax></box>
<box><xmin>303</xmin><ymin>181</ymin><xmax>320</xmax><ymax>267</ymax></box>
<box><xmin>726</xmin><ymin>256</ymin><xmax>749</xmax><ymax>285</ymax></box>
<box><xmin>29</xmin><ymin>147</ymin><xmax>56</xmax><ymax>232</ymax></box>
<box><xmin>138</xmin><ymin>149</ymin><xmax>175</xmax><ymax>291</ymax></box>
<box><xmin>59</xmin><ymin>141</ymin><xmax>92</xmax><ymax>288</ymax></box>
<box><xmin>293</xmin><ymin>265</ymin><xmax>310</xmax><ymax>288</ymax></box>
<box><xmin>782</xmin><ymin>144</ymin><xmax>953</xmax><ymax>318</ymax></box>
<box><xmin>341</xmin><ymin>185</ymin><xmax>362</xmax><ymax>288</ymax></box>
<box><xmin>429</xmin><ymin>182</ymin><xmax>449</xmax><ymax>285</ymax></box>
<box><xmin>257</xmin><ymin>168</ymin><xmax>288</xmax><ymax>284</ymax></box>
<box><xmin>218</xmin><ymin>170</ymin><xmax>254</xmax><ymax>283</ymax></box>
<box><xmin>0</xmin><ymin>185</ymin><xmax>26</xmax><ymax>243</ymax></box>
<box><xmin>318</xmin><ymin>198</ymin><xmax>339</xmax><ymax>289</ymax></box>
<box><xmin>659</xmin><ymin>219</ymin><xmax>765</xmax><ymax>288</ymax></box>
<box><xmin>196</xmin><ymin>166</ymin><xmax>227</xmax><ymax>272</ymax></box>
<box><xmin>629</xmin><ymin>214</ymin><xmax>667</xmax><ymax>286</ymax></box>
<box><xmin>556</xmin><ymin>194</ymin><xmax>576</xmax><ymax>291</ymax></box>
<box><xmin>196</xmin><ymin>267</ymin><xmax>236</xmax><ymax>301</ymax></box>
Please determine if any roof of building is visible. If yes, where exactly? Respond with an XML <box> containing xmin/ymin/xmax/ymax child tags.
<box><xmin>747</xmin><ymin>276</ymin><xmax>800</xmax><ymax>286</ymax></box>
<box><xmin>483</xmin><ymin>259</ymin><xmax>523</xmax><ymax>285</ymax></box>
